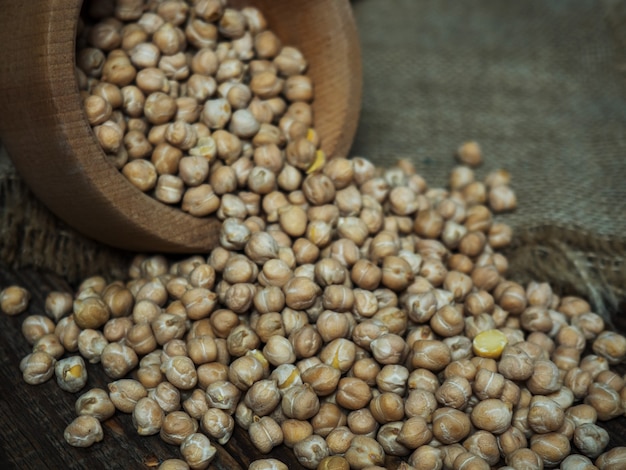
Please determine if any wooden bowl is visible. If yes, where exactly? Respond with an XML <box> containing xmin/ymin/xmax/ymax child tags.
<box><xmin>0</xmin><ymin>0</ymin><xmax>361</xmax><ymax>253</ymax></box>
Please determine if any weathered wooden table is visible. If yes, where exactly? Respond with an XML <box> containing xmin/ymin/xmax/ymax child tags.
<box><xmin>1</xmin><ymin>265</ymin><xmax>625</xmax><ymax>469</ymax></box>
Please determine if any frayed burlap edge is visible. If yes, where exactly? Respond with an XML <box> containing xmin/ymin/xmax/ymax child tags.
<box><xmin>504</xmin><ymin>224</ymin><xmax>626</xmax><ymax>321</ymax></box>
<box><xmin>0</xmin><ymin>163</ymin><xmax>131</xmax><ymax>285</ymax></box>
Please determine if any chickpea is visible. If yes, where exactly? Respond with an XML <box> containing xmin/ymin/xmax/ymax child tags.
<box><xmin>325</xmin><ymin>426</ymin><xmax>355</xmax><ymax>455</ymax></box>
<box><xmin>593</xmin><ymin>331</ymin><xmax>626</xmax><ymax>364</ymax></box>
<box><xmin>180</xmin><ymin>433</ymin><xmax>216</xmax><ymax>470</ymax></box>
<box><xmin>55</xmin><ymin>356</ymin><xmax>88</xmax><ymax>393</ymax></box>
<box><xmin>336</xmin><ymin>377</ymin><xmax>372</xmax><ymax>411</ymax></box>
<box><xmin>200</xmin><ymin>407</ymin><xmax>234</xmax><ymax>445</ymax></box>
<box><xmin>596</xmin><ymin>447</ymin><xmax>626</xmax><ymax>470</ymax></box>
<box><xmin>470</xmin><ymin>399</ymin><xmax>512</xmax><ymax>434</ymax></box>
<box><xmin>310</xmin><ymin>403</ymin><xmax>346</xmax><ymax>438</ymax></box>
<box><xmin>281</xmin><ymin>384</ymin><xmax>319</xmax><ymax>420</ymax></box>
<box><xmin>369</xmin><ymin>392</ymin><xmax>404</xmax><ymax>424</ymax></box>
<box><xmin>528</xmin><ymin>395</ymin><xmax>564</xmax><ymax>433</ymax></box>
<box><xmin>248</xmin><ymin>416</ymin><xmax>283</xmax><ymax>454</ymax></box>
<box><xmin>497</xmin><ymin>426</ymin><xmax>527</xmax><ymax>458</ymax></box>
<box><xmin>20</xmin><ymin>351</ymin><xmax>56</xmax><ymax>385</ymax></box>
<box><xmin>250</xmin><ymin>458</ymin><xmax>293</xmax><ymax>470</ymax></box>
<box><xmin>64</xmin><ymin>415</ymin><xmax>104</xmax><ymax>448</ymax></box>
<box><xmin>505</xmin><ymin>448</ymin><xmax>544</xmax><ymax>470</ymax></box>
<box><xmin>436</xmin><ymin>376</ymin><xmax>472</xmax><ymax>410</ymax></box>
<box><xmin>293</xmin><ymin>434</ymin><xmax>330</xmax><ymax>470</ymax></box>
<box><xmin>432</xmin><ymin>407</ymin><xmax>471</xmax><ymax>444</ymax></box>
<box><xmin>344</xmin><ymin>436</ymin><xmax>384</xmax><ymax>469</ymax></box>
<box><xmin>408</xmin><ymin>445</ymin><xmax>444</xmax><ymax>470</ymax></box>
<box><xmin>573</xmin><ymin>423</ymin><xmax>609</xmax><ymax>459</ymax></box>
<box><xmin>410</xmin><ymin>339</ymin><xmax>451</xmax><ymax>372</ymax></box>
<box><xmin>585</xmin><ymin>382</ymin><xmax>623</xmax><ymax>421</ymax></box>
<box><xmin>301</xmin><ymin>363</ymin><xmax>341</xmax><ymax>397</ymax></box>
<box><xmin>526</xmin><ymin>360</ymin><xmax>561</xmax><ymax>395</ymax></box>
<box><xmin>530</xmin><ymin>432</ymin><xmax>570</xmax><ymax>467</ymax></box>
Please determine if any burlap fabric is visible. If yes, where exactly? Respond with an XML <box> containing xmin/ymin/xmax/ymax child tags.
<box><xmin>1</xmin><ymin>0</ymin><xmax>625</xmax><ymax>316</ymax></box>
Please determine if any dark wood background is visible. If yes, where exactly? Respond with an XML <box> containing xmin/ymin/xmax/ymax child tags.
<box><xmin>1</xmin><ymin>265</ymin><xmax>625</xmax><ymax>469</ymax></box>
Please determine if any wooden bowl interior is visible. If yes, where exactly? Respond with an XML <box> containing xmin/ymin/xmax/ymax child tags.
<box><xmin>0</xmin><ymin>0</ymin><xmax>361</xmax><ymax>253</ymax></box>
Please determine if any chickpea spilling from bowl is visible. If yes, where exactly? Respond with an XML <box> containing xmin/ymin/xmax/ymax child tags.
<box><xmin>77</xmin><ymin>0</ymin><xmax>321</xmax><ymax>217</ymax></box>
<box><xmin>4</xmin><ymin>134</ymin><xmax>626</xmax><ymax>469</ymax></box>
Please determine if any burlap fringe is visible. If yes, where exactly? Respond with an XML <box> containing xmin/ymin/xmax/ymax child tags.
<box><xmin>505</xmin><ymin>224</ymin><xmax>626</xmax><ymax>321</ymax></box>
<box><xmin>0</xmin><ymin>166</ymin><xmax>130</xmax><ymax>285</ymax></box>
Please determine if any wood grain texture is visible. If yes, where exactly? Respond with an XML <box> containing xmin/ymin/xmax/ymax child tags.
<box><xmin>0</xmin><ymin>0</ymin><xmax>361</xmax><ymax>254</ymax></box>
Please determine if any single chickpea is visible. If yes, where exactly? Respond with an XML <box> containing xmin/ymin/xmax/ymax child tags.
<box><xmin>497</xmin><ymin>426</ymin><xmax>527</xmax><ymax>459</ymax></box>
<box><xmin>101</xmin><ymin>52</ymin><xmax>136</xmax><ymax>87</ymax></box>
<box><xmin>248</xmin><ymin>459</ymin><xmax>290</xmax><ymax>470</ymax></box>
<box><xmin>489</xmin><ymin>185</ymin><xmax>517</xmax><ymax>212</ymax></box>
<box><xmin>280</xmin><ymin>384</ymin><xmax>320</xmax><ymax>420</ymax></box>
<box><xmin>456</xmin><ymin>141</ymin><xmax>482</xmax><ymax>167</ymax></box>
<box><xmin>248</xmin><ymin>416</ymin><xmax>284</xmax><ymax>454</ymax></box>
<box><xmin>408</xmin><ymin>445</ymin><xmax>444</xmax><ymax>470</ymax></box>
<box><xmin>293</xmin><ymin>434</ymin><xmax>329</xmax><ymax>470</ymax></box>
<box><xmin>101</xmin><ymin>342</ymin><xmax>138</xmax><ymax>379</ymax></box>
<box><xmin>410</xmin><ymin>339</ymin><xmax>451</xmax><ymax>372</ymax></box>
<box><xmin>160</xmin><ymin>410</ymin><xmax>199</xmax><ymax>445</ymax></box>
<box><xmin>505</xmin><ymin>448</ymin><xmax>544</xmax><ymax>470</ymax></box>
<box><xmin>472</xmin><ymin>329</ymin><xmax>508</xmax><ymax>359</ymax></box>
<box><xmin>108</xmin><ymin>379</ymin><xmax>148</xmax><ymax>413</ymax></box>
<box><xmin>199</xmin><ymin>407</ymin><xmax>234</xmax><ymax>445</ymax></box>
<box><xmin>75</xmin><ymin>388</ymin><xmax>116</xmax><ymax>421</ymax></box>
<box><xmin>162</xmin><ymin>355</ymin><xmax>198</xmax><ymax>390</ymax></box>
<box><xmin>323</xmin><ymin>426</ymin><xmax>354</xmax><ymax>456</ymax></box>
<box><xmin>530</xmin><ymin>432</ymin><xmax>570</xmax><ymax>467</ymax></box>
<box><xmin>55</xmin><ymin>355</ymin><xmax>88</xmax><ymax>393</ymax></box>
<box><xmin>33</xmin><ymin>333</ymin><xmax>65</xmax><ymax>360</ymax></box>
<box><xmin>471</xmin><ymin>398</ymin><xmax>512</xmax><ymax>435</ymax></box>
<box><xmin>21</xmin><ymin>314</ymin><xmax>56</xmax><ymax>346</ymax></box>
<box><xmin>344</xmin><ymin>435</ymin><xmax>384</xmax><ymax>469</ymax></box>
<box><xmin>596</xmin><ymin>447</ymin><xmax>626</xmax><ymax>470</ymax></box>
<box><xmin>205</xmin><ymin>380</ymin><xmax>241</xmax><ymax>415</ymax></box>
<box><xmin>241</xmin><ymin>379</ymin><xmax>280</xmax><ymax>418</ymax></box>
<box><xmin>370</xmin><ymin>333</ymin><xmax>408</xmax><ymax>366</ymax></box>
<box><xmin>64</xmin><ymin>415</ymin><xmax>104</xmax><ymax>448</ymax></box>
<box><xmin>369</xmin><ymin>392</ymin><xmax>404</xmax><ymax>424</ymax></box>
<box><xmin>196</xmin><ymin>362</ymin><xmax>228</xmax><ymax>390</ymax></box>
<box><xmin>497</xmin><ymin>345</ymin><xmax>533</xmax><ymax>381</ymax></box>
<box><xmin>272</xmin><ymin>45</ymin><xmax>306</xmax><ymax>78</ymax></box>
<box><xmin>592</xmin><ymin>331</ymin><xmax>626</xmax><ymax>364</ymax></box>
<box><xmin>580</xmin><ymin>354</ymin><xmax>610</xmax><ymax>380</ymax></box>
<box><xmin>595</xmin><ymin>369</ymin><xmax>624</xmax><ymax>392</ymax></box>
<box><xmin>309</xmin><ymin>403</ymin><xmax>346</xmax><ymax>439</ymax></box>
<box><xmin>122</xmin><ymin>159</ymin><xmax>158</xmax><ymax>192</ymax></box>
<box><xmin>572</xmin><ymin>423</ymin><xmax>609</xmax><ymax>459</ymax></box>
<box><xmin>432</xmin><ymin>407</ymin><xmax>471</xmax><ymax>444</ymax></box>
<box><xmin>131</xmin><ymin>397</ymin><xmax>164</xmax><ymax>436</ymax></box>
<box><xmin>444</xmin><ymin>359</ymin><xmax>477</xmax><ymax>383</ymax></box>
<box><xmin>263</xmin><ymin>335</ymin><xmax>296</xmax><ymax>366</ymax></box>
<box><xmin>20</xmin><ymin>351</ymin><xmax>56</xmax><ymax>385</ymax></box>
<box><xmin>585</xmin><ymin>382</ymin><xmax>623</xmax><ymax>421</ymax></box>
<box><xmin>526</xmin><ymin>360</ymin><xmax>561</xmax><ymax>395</ymax></box>
<box><xmin>180</xmin><ymin>432</ymin><xmax>216</xmax><ymax>470</ymax></box>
